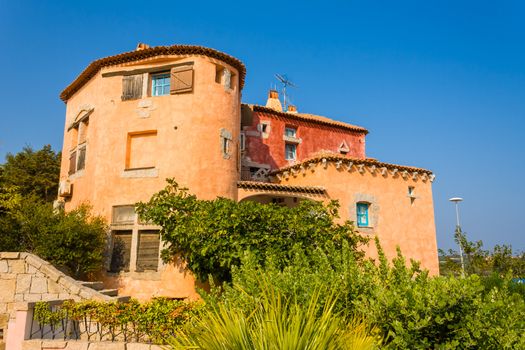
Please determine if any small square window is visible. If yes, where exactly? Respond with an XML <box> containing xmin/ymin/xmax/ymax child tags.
<box><xmin>285</xmin><ymin>143</ymin><xmax>296</xmax><ymax>160</ymax></box>
<box><xmin>284</xmin><ymin>127</ymin><xmax>296</xmax><ymax>137</ymax></box>
<box><xmin>356</xmin><ymin>203</ymin><xmax>369</xmax><ymax>227</ymax></box>
<box><xmin>151</xmin><ymin>73</ymin><xmax>170</xmax><ymax>96</ymax></box>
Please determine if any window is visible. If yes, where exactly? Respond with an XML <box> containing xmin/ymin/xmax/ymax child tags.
<box><xmin>215</xmin><ymin>65</ymin><xmax>234</xmax><ymax>90</ymax></box>
<box><xmin>284</xmin><ymin>127</ymin><xmax>297</xmax><ymax>137</ymax></box>
<box><xmin>109</xmin><ymin>230</ymin><xmax>132</xmax><ymax>272</ymax></box>
<box><xmin>68</xmin><ymin>117</ymin><xmax>89</xmax><ymax>175</ymax></box>
<box><xmin>285</xmin><ymin>143</ymin><xmax>296</xmax><ymax>160</ymax></box>
<box><xmin>356</xmin><ymin>203</ymin><xmax>369</xmax><ymax>227</ymax></box>
<box><xmin>112</xmin><ymin>205</ymin><xmax>136</xmax><ymax>225</ymax></box>
<box><xmin>136</xmin><ymin>230</ymin><xmax>160</xmax><ymax>271</ymax></box>
<box><xmin>240</xmin><ymin>132</ymin><xmax>246</xmax><ymax>151</ymax></box>
<box><xmin>126</xmin><ymin>131</ymin><xmax>157</xmax><ymax>170</ymax></box>
<box><xmin>151</xmin><ymin>72</ymin><xmax>170</xmax><ymax>96</ymax></box>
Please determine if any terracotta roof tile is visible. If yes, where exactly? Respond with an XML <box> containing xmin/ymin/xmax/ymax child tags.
<box><xmin>61</xmin><ymin>45</ymin><xmax>246</xmax><ymax>102</ymax></box>
<box><xmin>248</xmin><ymin>105</ymin><xmax>368</xmax><ymax>134</ymax></box>
<box><xmin>270</xmin><ymin>153</ymin><xmax>433</xmax><ymax>176</ymax></box>
<box><xmin>237</xmin><ymin>181</ymin><xmax>326</xmax><ymax>195</ymax></box>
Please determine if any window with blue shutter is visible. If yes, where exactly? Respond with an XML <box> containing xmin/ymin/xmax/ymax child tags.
<box><xmin>356</xmin><ymin>203</ymin><xmax>369</xmax><ymax>227</ymax></box>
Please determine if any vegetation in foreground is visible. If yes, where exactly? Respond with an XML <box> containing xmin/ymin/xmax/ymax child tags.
<box><xmin>0</xmin><ymin>145</ymin><xmax>107</xmax><ymax>279</ymax></box>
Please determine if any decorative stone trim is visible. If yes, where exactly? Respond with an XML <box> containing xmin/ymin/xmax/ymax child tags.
<box><xmin>270</xmin><ymin>154</ymin><xmax>434</xmax><ymax>182</ymax></box>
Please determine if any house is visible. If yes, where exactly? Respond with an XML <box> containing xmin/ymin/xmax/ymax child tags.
<box><xmin>57</xmin><ymin>43</ymin><xmax>439</xmax><ymax>300</ymax></box>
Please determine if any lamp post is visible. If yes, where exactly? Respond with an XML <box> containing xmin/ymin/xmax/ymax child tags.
<box><xmin>449</xmin><ymin>197</ymin><xmax>465</xmax><ymax>277</ymax></box>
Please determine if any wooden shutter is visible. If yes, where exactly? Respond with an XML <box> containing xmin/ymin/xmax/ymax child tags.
<box><xmin>121</xmin><ymin>74</ymin><xmax>143</xmax><ymax>101</ymax></box>
<box><xmin>170</xmin><ymin>66</ymin><xmax>194</xmax><ymax>94</ymax></box>
<box><xmin>68</xmin><ymin>151</ymin><xmax>77</xmax><ymax>175</ymax></box>
<box><xmin>136</xmin><ymin>230</ymin><xmax>160</xmax><ymax>271</ymax></box>
<box><xmin>77</xmin><ymin>145</ymin><xmax>86</xmax><ymax>171</ymax></box>
<box><xmin>109</xmin><ymin>231</ymin><xmax>132</xmax><ymax>272</ymax></box>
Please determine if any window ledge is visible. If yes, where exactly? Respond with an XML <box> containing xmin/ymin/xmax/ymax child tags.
<box><xmin>121</xmin><ymin>168</ymin><xmax>158</xmax><ymax>178</ymax></box>
<box><xmin>283</xmin><ymin>135</ymin><xmax>302</xmax><ymax>144</ymax></box>
<box><xmin>357</xmin><ymin>226</ymin><xmax>374</xmax><ymax>233</ymax></box>
<box><xmin>68</xmin><ymin>170</ymin><xmax>85</xmax><ymax>180</ymax></box>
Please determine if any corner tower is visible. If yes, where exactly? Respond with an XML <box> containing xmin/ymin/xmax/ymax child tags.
<box><xmin>57</xmin><ymin>44</ymin><xmax>246</xmax><ymax>299</ymax></box>
<box><xmin>59</xmin><ymin>44</ymin><xmax>245</xmax><ymax>218</ymax></box>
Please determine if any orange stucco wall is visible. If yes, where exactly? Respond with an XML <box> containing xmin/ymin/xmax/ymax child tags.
<box><xmin>274</xmin><ymin>162</ymin><xmax>439</xmax><ymax>275</ymax></box>
<box><xmin>59</xmin><ymin>54</ymin><xmax>241</xmax><ymax>299</ymax></box>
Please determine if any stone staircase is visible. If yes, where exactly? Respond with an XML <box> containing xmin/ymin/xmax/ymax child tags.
<box><xmin>79</xmin><ymin>281</ymin><xmax>130</xmax><ymax>302</ymax></box>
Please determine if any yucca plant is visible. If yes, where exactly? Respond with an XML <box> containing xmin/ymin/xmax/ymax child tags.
<box><xmin>167</xmin><ymin>278</ymin><xmax>380</xmax><ymax>350</ymax></box>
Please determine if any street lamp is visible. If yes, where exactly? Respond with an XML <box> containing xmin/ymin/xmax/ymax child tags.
<box><xmin>449</xmin><ymin>197</ymin><xmax>465</xmax><ymax>277</ymax></box>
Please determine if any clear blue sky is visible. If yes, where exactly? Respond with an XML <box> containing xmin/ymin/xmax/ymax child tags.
<box><xmin>1</xmin><ymin>1</ymin><xmax>524</xmax><ymax>252</ymax></box>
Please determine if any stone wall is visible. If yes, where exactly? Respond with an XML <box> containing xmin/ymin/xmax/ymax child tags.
<box><xmin>0</xmin><ymin>252</ymin><xmax>113</xmax><ymax>349</ymax></box>
<box><xmin>22</xmin><ymin>340</ymin><xmax>163</xmax><ymax>350</ymax></box>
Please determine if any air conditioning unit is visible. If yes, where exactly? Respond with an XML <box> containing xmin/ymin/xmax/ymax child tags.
<box><xmin>58</xmin><ymin>180</ymin><xmax>72</xmax><ymax>197</ymax></box>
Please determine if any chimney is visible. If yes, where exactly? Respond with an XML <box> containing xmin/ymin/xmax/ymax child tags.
<box><xmin>287</xmin><ymin>105</ymin><xmax>298</xmax><ymax>113</ymax></box>
<box><xmin>136</xmin><ymin>43</ymin><xmax>150</xmax><ymax>51</ymax></box>
<box><xmin>265</xmin><ymin>89</ymin><xmax>283</xmax><ymax>112</ymax></box>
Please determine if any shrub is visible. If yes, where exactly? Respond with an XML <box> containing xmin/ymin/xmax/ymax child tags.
<box><xmin>136</xmin><ymin>179</ymin><xmax>368</xmax><ymax>282</ymax></box>
<box><xmin>34</xmin><ymin>298</ymin><xmax>201</xmax><ymax>344</ymax></box>
<box><xmin>169</xmin><ymin>277</ymin><xmax>380</xmax><ymax>350</ymax></box>
<box><xmin>0</xmin><ymin>196</ymin><xmax>107</xmax><ymax>279</ymax></box>
<box><xmin>204</xmin><ymin>240</ymin><xmax>525</xmax><ymax>349</ymax></box>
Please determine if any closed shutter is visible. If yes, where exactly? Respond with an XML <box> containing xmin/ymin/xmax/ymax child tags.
<box><xmin>170</xmin><ymin>66</ymin><xmax>194</xmax><ymax>94</ymax></box>
<box><xmin>68</xmin><ymin>151</ymin><xmax>77</xmax><ymax>175</ymax></box>
<box><xmin>121</xmin><ymin>74</ymin><xmax>143</xmax><ymax>101</ymax></box>
<box><xmin>136</xmin><ymin>230</ymin><xmax>160</xmax><ymax>271</ymax></box>
<box><xmin>109</xmin><ymin>231</ymin><xmax>132</xmax><ymax>272</ymax></box>
<box><xmin>77</xmin><ymin>145</ymin><xmax>86</xmax><ymax>171</ymax></box>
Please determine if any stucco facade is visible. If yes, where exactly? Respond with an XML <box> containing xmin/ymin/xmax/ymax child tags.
<box><xmin>57</xmin><ymin>43</ymin><xmax>439</xmax><ymax>300</ymax></box>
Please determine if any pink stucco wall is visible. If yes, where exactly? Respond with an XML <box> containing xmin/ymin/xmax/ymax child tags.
<box><xmin>243</xmin><ymin>110</ymin><xmax>366</xmax><ymax>170</ymax></box>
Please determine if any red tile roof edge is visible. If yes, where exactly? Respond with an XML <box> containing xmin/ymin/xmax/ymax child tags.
<box><xmin>270</xmin><ymin>154</ymin><xmax>433</xmax><ymax>176</ymax></box>
<box><xmin>60</xmin><ymin>45</ymin><xmax>246</xmax><ymax>102</ymax></box>
<box><xmin>247</xmin><ymin>105</ymin><xmax>369</xmax><ymax>134</ymax></box>
<box><xmin>237</xmin><ymin>181</ymin><xmax>326</xmax><ymax>194</ymax></box>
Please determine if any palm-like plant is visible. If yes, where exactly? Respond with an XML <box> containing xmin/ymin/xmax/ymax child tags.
<box><xmin>168</xmin><ymin>279</ymin><xmax>380</xmax><ymax>350</ymax></box>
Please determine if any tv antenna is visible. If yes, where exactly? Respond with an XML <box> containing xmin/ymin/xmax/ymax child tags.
<box><xmin>275</xmin><ymin>74</ymin><xmax>297</xmax><ymax>111</ymax></box>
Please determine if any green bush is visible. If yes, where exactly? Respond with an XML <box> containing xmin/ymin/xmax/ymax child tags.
<box><xmin>204</xmin><ymin>240</ymin><xmax>525</xmax><ymax>349</ymax></box>
<box><xmin>0</xmin><ymin>197</ymin><xmax>107</xmax><ymax>279</ymax></box>
<box><xmin>35</xmin><ymin>298</ymin><xmax>201</xmax><ymax>344</ymax></box>
<box><xmin>136</xmin><ymin>179</ymin><xmax>368</xmax><ymax>282</ymax></box>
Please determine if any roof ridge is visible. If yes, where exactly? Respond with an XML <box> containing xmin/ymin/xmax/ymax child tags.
<box><xmin>245</xmin><ymin>104</ymin><xmax>368</xmax><ymax>134</ymax></box>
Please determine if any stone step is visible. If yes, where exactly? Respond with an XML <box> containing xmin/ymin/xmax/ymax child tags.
<box><xmin>99</xmin><ymin>288</ymin><xmax>118</xmax><ymax>297</ymax></box>
<box><xmin>79</xmin><ymin>281</ymin><xmax>104</xmax><ymax>291</ymax></box>
<box><xmin>115</xmin><ymin>295</ymin><xmax>131</xmax><ymax>303</ymax></box>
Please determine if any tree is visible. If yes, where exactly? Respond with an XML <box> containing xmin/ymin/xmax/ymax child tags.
<box><xmin>136</xmin><ymin>179</ymin><xmax>368</xmax><ymax>282</ymax></box>
<box><xmin>0</xmin><ymin>145</ymin><xmax>61</xmax><ymax>202</ymax></box>
<box><xmin>440</xmin><ymin>229</ymin><xmax>525</xmax><ymax>278</ymax></box>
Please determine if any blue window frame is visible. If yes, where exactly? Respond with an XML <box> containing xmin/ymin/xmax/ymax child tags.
<box><xmin>285</xmin><ymin>143</ymin><xmax>296</xmax><ymax>160</ymax></box>
<box><xmin>356</xmin><ymin>203</ymin><xmax>369</xmax><ymax>227</ymax></box>
<box><xmin>285</xmin><ymin>127</ymin><xmax>297</xmax><ymax>137</ymax></box>
<box><xmin>151</xmin><ymin>73</ymin><xmax>170</xmax><ymax>96</ymax></box>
